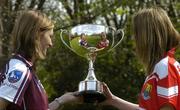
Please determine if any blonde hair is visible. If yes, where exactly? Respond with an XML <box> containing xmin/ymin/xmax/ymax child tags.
<box><xmin>11</xmin><ymin>10</ymin><xmax>54</xmax><ymax>60</ymax></box>
<box><xmin>133</xmin><ymin>7</ymin><xmax>180</xmax><ymax>74</ymax></box>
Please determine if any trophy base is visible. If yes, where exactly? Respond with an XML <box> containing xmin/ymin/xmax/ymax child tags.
<box><xmin>78</xmin><ymin>90</ymin><xmax>106</xmax><ymax>103</ymax></box>
<box><xmin>78</xmin><ymin>80</ymin><xmax>106</xmax><ymax>103</ymax></box>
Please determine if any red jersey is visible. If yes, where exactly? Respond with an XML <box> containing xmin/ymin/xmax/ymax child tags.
<box><xmin>0</xmin><ymin>55</ymin><xmax>49</xmax><ymax>110</ymax></box>
<box><xmin>96</xmin><ymin>39</ymin><xmax>109</xmax><ymax>49</ymax></box>
<box><xmin>139</xmin><ymin>48</ymin><xmax>180</xmax><ymax>110</ymax></box>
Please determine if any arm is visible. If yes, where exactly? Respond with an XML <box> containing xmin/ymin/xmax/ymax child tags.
<box><xmin>0</xmin><ymin>98</ymin><xmax>9</xmax><ymax>110</ymax></box>
<box><xmin>49</xmin><ymin>92</ymin><xmax>83</xmax><ymax>110</ymax></box>
<box><xmin>102</xmin><ymin>83</ymin><xmax>140</xmax><ymax>110</ymax></box>
<box><xmin>107</xmin><ymin>96</ymin><xmax>139</xmax><ymax>110</ymax></box>
<box><xmin>48</xmin><ymin>98</ymin><xmax>63</xmax><ymax>110</ymax></box>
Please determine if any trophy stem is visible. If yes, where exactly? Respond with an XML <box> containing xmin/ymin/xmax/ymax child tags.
<box><xmin>85</xmin><ymin>59</ymin><xmax>97</xmax><ymax>81</ymax></box>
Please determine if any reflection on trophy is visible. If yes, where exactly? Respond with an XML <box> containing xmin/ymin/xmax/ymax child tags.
<box><xmin>60</xmin><ymin>24</ymin><xmax>124</xmax><ymax>103</ymax></box>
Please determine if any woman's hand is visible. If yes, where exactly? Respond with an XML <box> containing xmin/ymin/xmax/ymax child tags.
<box><xmin>101</xmin><ymin>82</ymin><xmax>116</xmax><ymax>106</ymax></box>
<box><xmin>57</xmin><ymin>91</ymin><xmax>83</xmax><ymax>105</ymax></box>
<box><xmin>49</xmin><ymin>91</ymin><xmax>83</xmax><ymax>110</ymax></box>
<box><xmin>100</xmin><ymin>82</ymin><xmax>139</xmax><ymax>110</ymax></box>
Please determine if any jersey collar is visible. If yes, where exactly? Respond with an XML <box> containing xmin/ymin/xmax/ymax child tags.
<box><xmin>164</xmin><ymin>48</ymin><xmax>176</xmax><ymax>58</ymax></box>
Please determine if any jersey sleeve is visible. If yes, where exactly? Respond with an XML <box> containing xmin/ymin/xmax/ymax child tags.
<box><xmin>155</xmin><ymin>57</ymin><xmax>180</xmax><ymax>109</ymax></box>
<box><xmin>0</xmin><ymin>59</ymin><xmax>32</xmax><ymax>106</ymax></box>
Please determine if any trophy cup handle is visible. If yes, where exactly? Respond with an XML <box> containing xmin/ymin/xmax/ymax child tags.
<box><xmin>60</xmin><ymin>29</ymin><xmax>76</xmax><ymax>52</ymax></box>
<box><xmin>108</xmin><ymin>28</ymin><xmax>124</xmax><ymax>52</ymax></box>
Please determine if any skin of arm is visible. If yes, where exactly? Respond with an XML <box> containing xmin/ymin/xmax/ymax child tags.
<box><xmin>101</xmin><ymin>83</ymin><xmax>175</xmax><ymax>110</ymax></box>
<box><xmin>49</xmin><ymin>92</ymin><xmax>83</xmax><ymax>110</ymax></box>
<box><xmin>0</xmin><ymin>92</ymin><xmax>82</xmax><ymax>110</ymax></box>
<box><xmin>101</xmin><ymin>83</ymin><xmax>139</xmax><ymax>110</ymax></box>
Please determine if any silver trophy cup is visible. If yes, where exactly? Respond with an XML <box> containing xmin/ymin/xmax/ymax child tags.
<box><xmin>60</xmin><ymin>24</ymin><xmax>124</xmax><ymax>103</ymax></box>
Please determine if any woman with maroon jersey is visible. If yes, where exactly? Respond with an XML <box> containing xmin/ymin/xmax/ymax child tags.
<box><xmin>0</xmin><ymin>10</ymin><xmax>82</xmax><ymax>110</ymax></box>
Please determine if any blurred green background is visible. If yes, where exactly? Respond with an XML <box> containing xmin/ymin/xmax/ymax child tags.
<box><xmin>0</xmin><ymin>0</ymin><xmax>179</xmax><ymax>110</ymax></box>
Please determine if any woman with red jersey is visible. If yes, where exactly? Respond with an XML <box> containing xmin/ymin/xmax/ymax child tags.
<box><xmin>0</xmin><ymin>11</ymin><xmax>82</xmax><ymax>110</ymax></box>
<box><xmin>102</xmin><ymin>7</ymin><xmax>180</xmax><ymax>110</ymax></box>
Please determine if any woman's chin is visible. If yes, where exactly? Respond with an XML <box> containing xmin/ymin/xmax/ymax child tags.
<box><xmin>39</xmin><ymin>53</ymin><xmax>46</xmax><ymax>60</ymax></box>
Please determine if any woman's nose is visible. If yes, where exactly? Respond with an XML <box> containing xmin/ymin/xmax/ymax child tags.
<box><xmin>48</xmin><ymin>39</ymin><xmax>53</xmax><ymax>47</ymax></box>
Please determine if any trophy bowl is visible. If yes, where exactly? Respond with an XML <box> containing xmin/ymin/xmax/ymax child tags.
<box><xmin>60</xmin><ymin>24</ymin><xmax>124</xmax><ymax>103</ymax></box>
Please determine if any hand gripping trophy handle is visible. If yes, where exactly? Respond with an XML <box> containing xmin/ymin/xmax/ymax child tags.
<box><xmin>60</xmin><ymin>24</ymin><xmax>124</xmax><ymax>103</ymax></box>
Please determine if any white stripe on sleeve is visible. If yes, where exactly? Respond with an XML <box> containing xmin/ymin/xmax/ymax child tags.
<box><xmin>157</xmin><ymin>85</ymin><xmax>178</xmax><ymax>98</ymax></box>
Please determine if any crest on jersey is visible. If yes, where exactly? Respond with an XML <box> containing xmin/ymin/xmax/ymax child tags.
<box><xmin>142</xmin><ymin>83</ymin><xmax>152</xmax><ymax>100</ymax></box>
<box><xmin>8</xmin><ymin>70</ymin><xmax>23</xmax><ymax>83</ymax></box>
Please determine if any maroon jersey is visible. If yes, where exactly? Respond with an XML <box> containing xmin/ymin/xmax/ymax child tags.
<box><xmin>0</xmin><ymin>54</ymin><xmax>49</xmax><ymax>110</ymax></box>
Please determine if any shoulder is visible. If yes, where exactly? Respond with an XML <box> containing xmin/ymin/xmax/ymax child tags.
<box><xmin>0</xmin><ymin>58</ymin><xmax>32</xmax><ymax>105</ymax></box>
<box><xmin>7</xmin><ymin>59</ymin><xmax>31</xmax><ymax>84</ymax></box>
<box><xmin>153</xmin><ymin>56</ymin><xmax>180</xmax><ymax>80</ymax></box>
<box><xmin>8</xmin><ymin>58</ymin><xmax>28</xmax><ymax>70</ymax></box>
<box><xmin>153</xmin><ymin>57</ymin><xmax>168</xmax><ymax>80</ymax></box>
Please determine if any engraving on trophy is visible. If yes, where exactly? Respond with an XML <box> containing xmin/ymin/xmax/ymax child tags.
<box><xmin>60</xmin><ymin>24</ymin><xmax>124</xmax><ymax>103</ymax></box>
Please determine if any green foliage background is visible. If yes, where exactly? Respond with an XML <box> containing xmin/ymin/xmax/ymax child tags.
<box><xmin>0</xmin><ymin>0</ymin><xmax>179</xmax><ymax>110</ymax></box>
